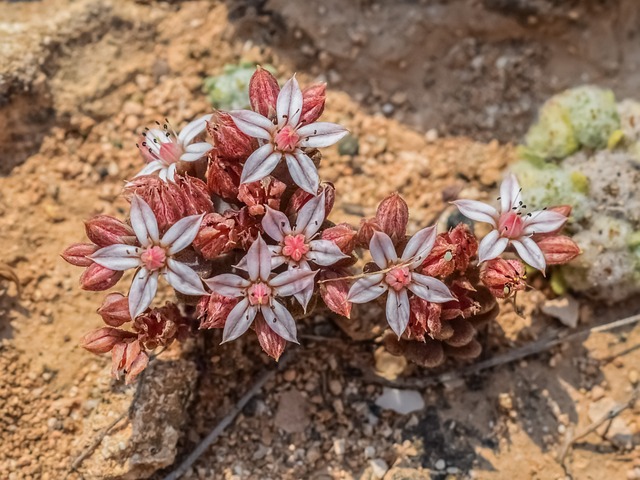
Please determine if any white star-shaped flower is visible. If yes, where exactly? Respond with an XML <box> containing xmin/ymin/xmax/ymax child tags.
<box><xmin>90</xmin><ymin>196</ymin><xmax>207</xmax><ymax>318</ymax></box>
<box><xmin>453</xmin><ymin>174</ymin><xmax>568</xmax><ymax>271</ymax></box>
<box><xmin>229</xmin><ymin>76</ymin><xmax>348</xmax><ymax>194</ymax></box>
<box><xmin>347</xmin><ymin>227</ymin><xmax>455</xmax><ymax>337</ymax></box>
<box><xmin>135</xmin><ymin>114</ymin><xmax>213</xmax><ymax>182</ymax></box>
<box><xmin>205</xmin><ymin>235</ymin><xmax>317</xmax><ymax>344</ymax></box>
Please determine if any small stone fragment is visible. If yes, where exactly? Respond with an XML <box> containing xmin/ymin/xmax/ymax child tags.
<box><xmin>375</xmin><ymin>388</ymin><xmax>425</xmax><ymax>415</ymax></box>
<box><xmin>541</xmin><ymin>295</ymin><xmax>580</xmax><ymax>328</ymax></box>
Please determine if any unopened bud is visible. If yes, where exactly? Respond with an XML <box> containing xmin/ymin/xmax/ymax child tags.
<box><xmin>61</xmin><ymin>243</ymin><xmax>98</xmax><ymax>267</ymax></box>
<box><xmin>480</xmin><ymin>258</ymin><xmax>527</xmax><ymax>299</ymax></box>
<box><xmin>286</xmin><ymin>183</ymin><xmax>335</xmax><ymax>218</ymax></box>
<box><xmin>420</xmin><ymin>236</ymin><xmax>456</xmax><ymax>278</ymax></box>
<box><xmin>249</xmin><ymin>66</ymin><xmax>280</xmax><ymax>118</ymax></box>
<box><xmin>318</xmin><ymin>269</ymin><xmax>352</xmax><ymax>318</ymax></box>
<box><xmin>549</xmin><ymin>205</ymin><xmax>572</xmax><ymax>217</ymax></box>
<box><xmin>98</xmin><ymin>293</ymin><xmax>132</xmax><ymax>327</ymax></box>
<box><xmin>207</xmin><ymin>154</ymin><xmax>243</xmax><ymax>201</ymax></box>
<box><xmin>300</xmin><ymin>82</ymin><xmax>326</xmax><ymax>125</ymax></box>
<box><xmin>85</xmin><ymin>215</ymin><xmax>135</xmax><ymax>247</ymax></box>
<box><xmin>537</xmin><ymin>235</ymin><xmax>580</xmax><ymax>265</ymax></box>
<box><xmin>207</xmin><ymin>111</ymin><xmax>257</xmax><ymax>161</ymax></box>
<box><xmin>197</xmin><ymin>293</ymin><xmax>239</xmax><ymax>329</ymax></box>
<box><xmin>375</xmin><ymin>193</ymin><xmax>408</xmax><ymax>244</ymax></box>
<box><xmin>254</xmin><ymin>314</ymin><xmax>287</xmax><ymax>361</ymax></box>
<box><xmin>193</xmin><ymin>212</ymin><xmax>238</xmax><ymax>259</ymax></box>
<box><xmin>321</xmin><ymin>223</ymin><xmax>357</xmax><ymax>254</ymax></box>
<box><xmin>238</xmin><ymin>176</ymin><xmax>287</xmax><ymax>217</ymax></box>
<box><xmin>80</xmin><ymin>327</ymin><xmax>135</xmax><ymax>354</ymax></box>
<box><xmin>80</xmin><ymin>263</ymin><xmax>123</xmax><ymax>291</ymax></box>
<box><xmin>355</xmin><ymin>217</ymin><xmax>381</xmax><ymax>248</ymax></box>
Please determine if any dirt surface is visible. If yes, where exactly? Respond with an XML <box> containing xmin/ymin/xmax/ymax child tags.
<box><xmin>1</xmin><ymin>1</ymin><xmax>640</xmax><ymax>479</ymax></box>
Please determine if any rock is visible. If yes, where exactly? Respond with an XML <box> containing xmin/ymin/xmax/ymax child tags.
<box><xmin>383</xmin><ymin>467</ymin><xmax>431</xmax><ymax>480</ymax></box>
<box><xmin>328</xmin><ymin>379</ymin><xmax>343</xmax><ymax>396</ymax></box>
<box><xmin>374</xmin><ymin>347</ymin><xmax>407</xmax><ymax>381</ymax></box>
<box><xmin>333</xmin><ymin>438</ymin><xmax>346</xmax><ymax>455</ymax></box>
<box><xmin>77</xmin><ymin>358</ymin><xmax>198</xmax><ymax>480</ymax></box>
<box><xmin>540</xmin><ymin>295</ymin><xmax>580</xmax><ymax>328</ymax></box>
<box><xmin>375</xmin><ymin>388</ymin><xmax>425</xmax><ymax>415</ymax></box>
<box><xmin>274</xmin><ymin>389</ymin><xmax>309</xmax><ymax>434</ymax></box>
<box><xmin>370</xmin><ymin>458</ymin><xmax>389</xmax><ymax>479</ymax></box>
<box><xmin>338</xmin><ymin>134</ymin><xmax>360</xmax><ymax>156</ymax></box>
<box><xmin>435</xmin><ymin>459</ymin><xmax>446</xmax><ymax>470</ymax></box>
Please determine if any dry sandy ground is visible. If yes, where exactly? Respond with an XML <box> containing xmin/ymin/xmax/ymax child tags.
<box><xmin>1</xmin><ymin>1</ymin><xmax>640</xmax><ymax>479</ymax></box>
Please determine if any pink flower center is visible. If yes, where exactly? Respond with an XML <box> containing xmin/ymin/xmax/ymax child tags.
<box><xmin>274</xmin><ymin>125</ymin><xmax>300</xmax><ymax>152</ymax></box>
<box><xmin>385</xmin><ymin>266</ymin><xmax>412</xmax><ymax>291</ymax></box>
<box><xmin>158</xmin><ymin>141</ymin><xmax>183</xmax><ymax>165</ymax></box>
<box><xmin>248</xmin><ymin>282</ymin><xmax>272</xmax><ymax>306</ymax></box>
<box><xmin>140</xmin><ymin>246</ymin><xmax>167</xmax><ymax>271</ymax></box>
<box><xmin>282</xmin><ymin>234</ymin><xmax>310</xmax><ymax>262</ymax></box>
<box><xmin>498</xmin><ymin>212</ymin><xmax>524</xmax><ymax>239</ymax></box>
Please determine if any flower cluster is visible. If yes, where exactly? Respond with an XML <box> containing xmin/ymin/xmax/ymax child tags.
<box><xmin>63</xmin><ymin>67</ymin><xmax>580</xmax><ymax>382</ymax></box>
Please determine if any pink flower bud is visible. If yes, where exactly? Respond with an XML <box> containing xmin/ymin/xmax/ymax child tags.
<box><xmin>134</xmin><ymin>303</ymin><xmax>190</xmax><ymax>349</ymax></box>
<box><xmin>420</xmin><ymin>236</ymin><xmax>456</xmax><ymax>278</ymax></box>
<box><xmin>355</xmin><ymin>217</ymin><xmax>381</xmax><ymax>248</ymax></box>
<box><xmin>300</xmin><ymin>82</ymin><xmax>326</xmax><ymax>125</ymax></box>
<box><xmin>207</xmin><ymin>154</ymin><xmax>243</xmax><ymax>202</ymax></box>
<box><xmin>197</xmin><ymin>293</ymin><xmax>239</xmax><ymax>329</ymax></box>
<box><xmin>375</xmin><ymin>193</ymin><xmax>408</xmax><ymax>244</ymax></box>
<box><xmin>254</xmin><ymin>314</ymin><xmax>286</xmax><ymax>361</ymax></box>
<box><xmin>285</xmin><ymin>183</ymin><xmax>335</xmax><ymax>217</ymax></box>
<box><xmin>238</xmin><ymin>176</ymin><xmax>287</xmax><ymax>217</ymax></box>
<box><xmin>480</xmin><ymin>258</ymin><xmax>527</xmax><ymax>299</ymax></box>
<box><xmin>85</xmin><ymin>215</ymin><xmax>135</xmax><ymax>247</ymax></box>
<box><xmin>80</xmin><ymin>263</ymin><xmax>123</xmax><ymax>291</ymax></box>
<box><xmin>111</xmin><ymin>340</ymin><xmax>149</xmax><ymax>383</ymax></box>
<box><xmin>206</xmin><ymin>111</ymin><xmax>257</xmax><ymax>161</ymax></box>
<box><xmin>80</xmin><ymin>327</ymin><xmax>136</xmax><ymax>354</ymax></box>
<box><xmin>249</xmin><ymin>66</ymin><xmax>280</xmax><ymax>118</ymax></box>
<box><xmin>318</xmin><ymin>269</ymin><xmax>352</xmax><ymax>318</ymax></box>
<box><xmin>321</xmin><ymin>223</ymin><xmax>357</xmax><ymax>254</ymax></box>
<box><xmin>536</xmin><ymin>235</ymin><xmax>580</xmax><ymax>265</ymax></box>
<box><xmin>549</xmin><ymin>205</ymin><xmax>572</xmax><ymax>217</ymax></box>
<box><xmin>193</xmin><ymin>212</ymin><xmax>237</xmax><ymax>259</ymax></box>
<box><xmin>61</xmin><ymin>243</ymin><xmax>98</xmax><ymax>267</ymax></box>
<box><xmin>98</xmin><ymin>293</ymin><xmax>132</xmax><ymax>327</ymax></box>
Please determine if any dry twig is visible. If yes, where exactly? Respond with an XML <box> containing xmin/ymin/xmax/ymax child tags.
<box><xmin>558</xmin><ymin>386</ymin><xmax>640</xmax><ymax>467</ymax></box>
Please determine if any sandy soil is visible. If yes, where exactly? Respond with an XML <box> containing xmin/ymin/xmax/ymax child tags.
<box><xmin>1</xmin><ymin>1</ymin><xmax>640</xmax><ymax>479</ymax></box>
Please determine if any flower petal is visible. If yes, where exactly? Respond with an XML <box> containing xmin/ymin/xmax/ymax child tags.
<box><xmin>347</xmin><ymin>273</ymin><xmax>387</xmax><ymax>303</ymax></box>
<box><xmin>162</xmin><ymin>214</ymin><xmax>204</xmax><ymax>254</ymax></box>
<box><xmin>308</xmin><ymin>239</ymin><xmax>348</xmax><ymax>266</ymax></box>
<box><xmin>178</xmin><ymin>114</ymin><xmax>212</xmax><ymax>145</ymax></box>
<box><xmin>130</xmin><ymin>196</ymin><xmax>159</xmax><ymax>246</ymax></box>
<box><xmin>298</xmin><ymin>122</ymin><xmax>348</xmax><ymax>148</ymax></box>
<box><xmin>401</xmin><ymin>225</ymin><xmax>437</xmax><ymax>268</ymax></box>
<box><xmin>165</xmin><ymin>258</ymin><xmax>207</xmax><ymax>296</ymax></box>
<box><xmin>246</xmin><ymin>235</ymin><xmax>272</xmax><ymax>281</ymax></box>
<box><xmin>522</xmin><ymin>210</ymin><xmax>568</xmax><ymax>235</ymax></box>
<box><xmin>261</xmin><ymin>301</ymin><xmax>298</xmax><ymax>343</ymax></box>
<box><xmin>293</xmin><ymin>281</ymin><xmax>314</xmax><ymax>312</ymax></box>
<box><xmin>286</xmin><ymin>151</ymin><xmax>319</xmax><ymax>195</ymax></box>
<box><xmin>477</xmin><ymin>229</ymin><xmax>509</xmax><ymax>263</ymax></box>
<box><xmin>91</xmin><ymin>244</ymin><xmax>141</xmax><ymax>271</ymax></box>
<box><xmin>512</xmin><ymin>237</ymin><xmax>546</xmax><ymax>272</ymax></box>
<box><xmin>180</xmin><ymin>142</ymin><xmax>213</xmax><ymax>162</ymax></box>
<box><xmin>221</xmin><ymin>298</ymin><xmax>257</xmax><ymax>343</ymax></box>
<box><xmin>262</xmin><ymin>207</ymin><xmax>291</xmax><ymax>242</ymax></box>
<box><xmin>409</xmin><ymin>273</ymin><xmax>456</xmax><ymax>303</ymax></box>
<box><xmin>276</xmin><ymin>76</ymin><xmax>303</xmax><ymax>128</ymax></box>
<box><xmin>229</xmin><ymin>110</ymin><xmax>274</xmax><ymax>140</ymax></box>
<box><xmin>295</xmin><ymin>190</ymin><xmax>324</xmax><ymax>237</ymax></box>
<box><xmin>500</xmin><ymin>173</ymin><xmax>521</xmax><ymax>213</ymax></box>
<box><xmin>166</xmin><ymin>163</ymin><xmax>177</xmax><ymax>183</ymax></box>
<box><xmin>369</xmin><ymin>231</ymin><xmax>397</xmax><ymax>268</ymax></box>
<box><xmin>128</xmin><ymin>269</ymin><xmax>159</xmax><ymax>318</ymax></box>
<box><xmin>205</xmin><ymin>273</ymin><xmax>250</xmax><ymax>296</ymax></box>
<box><xmin>270</xmin><ymin>268</ymin><xmax>317</xmax><ymax>297</ymax></box>
<box><xmin>134</xmin><ymin>161</ymin><xmax>164</xmax><ymax>177</ymax></box>
<box><xmin>452</xmin><ymin>200</ymin><xmax>499</xmax><ymax>227</ymax></box>
<box><xmin>386</xmin><ymin>288</ymin><xmax>410</xmax><ymax>338</ymax></box>
<box><xmin>240</xmin><ymin>144</ymin><xmax>280</xmax><ymax>184</ymax></box>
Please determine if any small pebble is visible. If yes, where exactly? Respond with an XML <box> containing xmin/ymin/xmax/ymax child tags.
<box><xmin>435</xmin><ymin>459</ymin><xmax>446</xmax><ymax>470</ymax></box>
